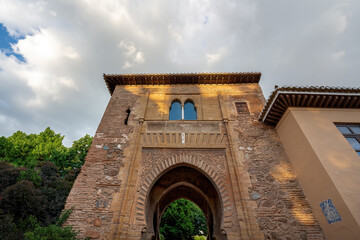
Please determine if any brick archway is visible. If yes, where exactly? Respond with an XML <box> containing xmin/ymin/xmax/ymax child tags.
<box><xmin>141</xmin><ymin>164</ymin><xmax>226</xmax><ymax>240</ymax></box>
<box><xmin>136</xmin><ymin>153</ymin><xmax>231</xmax><ymax>219</ymax></box>
<box><xmin>136</xmin><ymin>153</ymin><xmax>232</xmax><ymax>226</ymax></box>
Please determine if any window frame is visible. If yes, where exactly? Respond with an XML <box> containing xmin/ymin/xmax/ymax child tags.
<box><xmin>335</xmin><ymin>123</ymin><xmax>360</xmax><ymax>156</ymax></box>
<box><xmin>169</xmin><ymin>99</ymin><xmax>197</xmax><ymax>121</ymax></box>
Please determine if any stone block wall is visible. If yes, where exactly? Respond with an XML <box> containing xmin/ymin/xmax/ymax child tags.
<box><xmin>226</xmin><ymin>89</ymin><xmax>325</xmax><ymax>239</ymax></box>
<box><xmin>64</xmin><ymin>87</ymin><xmax>141</xmax><ymax>239</ymax></box>
<box><xmin>65</xmin><ymin>83</ymin><xmax>326</xmax><ymax>239</ymax></box>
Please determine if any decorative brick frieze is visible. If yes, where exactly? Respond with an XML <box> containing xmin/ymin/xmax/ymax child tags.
<box><xmin>146</xmin><ymin>121</ymin><xmax>221</xmax><ymax>132</ymax></box>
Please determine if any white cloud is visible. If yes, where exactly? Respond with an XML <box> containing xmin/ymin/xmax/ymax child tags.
<box><xmin>332</xmin><ymin>51</ymin><xmax>345</xmax><ymax>60</ymax></box>
<box><xmin>118</xmin><ymin>40</ymin><xmax>145</xmax><ymax>68</ymax></box>
<box><xmin>0</xmin><ymin>0</ymin><xmax>51</xmax><ymax>36</ymax></box>
<box><xmin>63</xmin><ymin>46</ymin><xmax>79</xmax><ymax>60</ymax></box>
<box><xmin>134</xmin><ymin>52</ymin><xmax>145</xmax><ymax>64</ymax></box>
<box><xmin>0</xmin><ymin>0</ymin><xmax>359</xmax><ymax>145</ymax></box>
<box><xmin>206</xmin><ymin>48</ymin><xmax>227</xmax><ymax>66</ymax></box>
<box><xmin>15</xmin><ymin>29</ymin><xmax>58</xmax><ymax>61</ymax></box>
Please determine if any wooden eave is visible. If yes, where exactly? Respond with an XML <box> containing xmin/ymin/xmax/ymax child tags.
<box><xmin>260</xmin><ymin>86</ymin><xmax>360</xmax><ymax>126</ymax></box>
<box><xmin>103</xmin><ymin>72</ymin><xmax>261</xmax><ymax>95</ymax></box>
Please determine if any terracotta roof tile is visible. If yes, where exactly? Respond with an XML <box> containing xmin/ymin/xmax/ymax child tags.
<box><xmin>260</xmin><ymin>86</ymin><xmax>360</xmax><ymax>126</ymax></box>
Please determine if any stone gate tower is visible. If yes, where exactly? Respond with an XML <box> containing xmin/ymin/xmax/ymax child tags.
<box><xmin>65</xmin><ymin>72</ymin><xmax>325</xmax><ymax>239</ymax></box>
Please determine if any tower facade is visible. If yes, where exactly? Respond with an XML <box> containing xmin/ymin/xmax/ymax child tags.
<box><xmin>65</xmin><ymin>73</ymin><xmax>326</xmax><ymax>239</ymax></box>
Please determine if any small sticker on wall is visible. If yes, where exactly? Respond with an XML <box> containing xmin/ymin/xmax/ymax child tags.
<box><xmin>320</xmin><ymin>199</ymin><xmax>342</xmax><ymax>224</ymax></box>
<box><xmin>181</xmin><ymin>133</ymin><xmax>185</xmax><ymax>144</ymax></box>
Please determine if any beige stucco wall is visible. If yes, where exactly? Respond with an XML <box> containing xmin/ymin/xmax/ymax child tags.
<box><xmin>277</xmin><ymin>108</ymin><xmax>360</xmax><ymax>239</ymax></box>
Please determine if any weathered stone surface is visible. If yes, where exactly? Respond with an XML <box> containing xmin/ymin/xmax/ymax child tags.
<box><xmin>64</xmin><ymin>87</ymin><xmax>138</xmax><ymax>239</ymax></box>
<box><xmin>251</xmin><ymin>192</ymin><xmax>262</xmax><ymax>200</ymax></box>
<box><xmin>85</xmin><ymin>229</ymin><xmax>100</xmax><ymax>239</ymax></box>
<box><xmin>232</xmin><ymin>91</ymin><xmax>325</xmax><ymax>239</ymax></box>
<box><xmin>93</xmin><ymin>218</ymin><xmax>102</xmax><ymax>227</ymax></box>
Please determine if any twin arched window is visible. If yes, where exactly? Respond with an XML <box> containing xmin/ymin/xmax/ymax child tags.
<box><xmin>169</xmin><ymin>100</ymin><xmax>197</xmax><ymax>120</ymax></box>
<box><xmin>169</xmin><ymin>101</ymin><xmax>182</xmax><ymax>120</ymax></box>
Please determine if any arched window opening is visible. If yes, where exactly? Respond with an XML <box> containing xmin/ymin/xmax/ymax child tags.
<box><xmin>169</xmin><ymin>101</ymin><xmax>182</xmax><ymax>120</ymax></box>
<box><xmin>160</xmin><ymin>198</ymin><xmax>208</xmax><ymax>240</ymax></box>
<box><xmin>184</xmin><ymin>101</ymin><xmax>197</xmax><ymax>120</ymax></box>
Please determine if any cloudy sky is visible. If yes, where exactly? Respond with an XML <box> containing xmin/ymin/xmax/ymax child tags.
<box><xmin>0</xmin><ymin>0</ymin><xmax>359</xmax><ymax>146</ymax></box>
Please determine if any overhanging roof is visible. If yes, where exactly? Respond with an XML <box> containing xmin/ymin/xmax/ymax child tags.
<box><xmin>103</xmin><ymin>72</ymin><xmax>261</xmax><ymax>95</ymax></box>
<box><xmin>260</xmin><ymin>86</ymin><xmax>360</xmax><ymax>126</ymax></box>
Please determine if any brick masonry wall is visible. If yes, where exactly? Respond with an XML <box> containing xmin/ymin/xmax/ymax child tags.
<box><xmin>64</xmin><ymin>87</ymin><xmax>140</xmax><ymax>239</ymax></box>
<box><xmin>228</xmin><ymin>88</ymin><xmax>326</xmax><ymax>239</ymax></box>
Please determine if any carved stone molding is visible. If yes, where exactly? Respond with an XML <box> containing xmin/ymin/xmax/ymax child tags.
<box><xmin>142</xmin><ymin>132</ymin><xmax>227</xmax><ymax>147</ymax></box>
<box><xmin>146</xmin><ymin>122</ymin><xmax>221</xmax><ymax>132</ymax></box>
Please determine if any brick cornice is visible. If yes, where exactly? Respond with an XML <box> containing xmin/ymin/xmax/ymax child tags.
<box><xmin>103</xmin><ymin>72</ymin><xmax>261</xmax><ymax>95</ymax></box>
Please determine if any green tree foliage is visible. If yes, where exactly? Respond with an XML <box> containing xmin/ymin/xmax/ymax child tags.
<box><xmin>160</xmin><ymin>199</ymin><xmax>207</xmax><ymax>240</ymax></box>
<box><xmin>69</xmin><ymin>134</ymin><xmax>92</xmax><ymax>168</ymax></box>
<box><xmin>0</xmin><ymin>137</ymin><xmax>15</xmax><ymax>161</ymax></box>
<box><xmin>24</xmin><ymin>208</ymin><xmax>77</xmax><ymax>240</ymax></box>
<box><xmin>193</xmin><ymin>236</ymin><xmax>206</xmax><ymax>240</ymax></box>
<box><xmin>0</xmin><ymin>127</ymin><xmax>93</xmax><ymax>175</ymax></box>
<box><xmin>24</xmin><ymin>224</ymin><xmax>77</xmax><ymax>240</ymax></box>
<box><xmin>17</xmin><ymin>169</ymin><xmax>42</xmax><ymax>187</ymax></box>
<box><xmin>0</xmin><ymin>128</ymin><xmax>93</xmax><ymax>239</ymax></box>
<box><xmin>0</xmin><ymin>214</ymin><xmax>23</xmax><ymax>240</ymax></box>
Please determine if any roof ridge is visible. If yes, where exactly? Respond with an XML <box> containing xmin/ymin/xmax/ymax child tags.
<box><xmin>260</xmin><ymin>85</ymin><xmax>360</xmax><ymax>125</ymax></box>
<box><xmin>103</xmin><ymin>72</ymin><xmax>262</xmax><ymax>95</ymax></box>
<box><xmin>275</xmin><ymin>85</ymin><xmax>360</xmax><ymax>92</ymax></box>
<box><xmin>104</xmin><ymin>71</ymin><xmax>261</xmax><ymax>77</ymax></box>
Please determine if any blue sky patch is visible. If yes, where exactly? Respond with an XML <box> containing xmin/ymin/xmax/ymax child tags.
<box><xmin>0</xmin><ymin>23</ymin><xmax>25</xmax><ymax>62</ymax></box>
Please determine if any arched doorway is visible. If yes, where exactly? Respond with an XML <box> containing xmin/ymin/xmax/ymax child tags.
<box><xmin>142</xmin><ymin>165</ymin><xmax>225</xmax><ymax>240</ymax></box>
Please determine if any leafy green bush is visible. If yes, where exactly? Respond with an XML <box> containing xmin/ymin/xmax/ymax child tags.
<box><xmin>160</xmin><ymin>199</ymin><xmax>207</xmax><ymax>240</ymax></box>
<box><xmin>24</xmin><ymin>208</ymin><xmax>77</xmax><ymax>240</ymax></box>
<box><xmin>193</xmin><ymin>236</ymin><xmax>207</xmax><ymax>240</ymax></box>
<box><xmin>24</xmin><ymin>224</ymin><xmax>77</xmax><ymax>240</ymax></box>
<box><xmin>16</xmin><ymin>215</ymin><xmax>38</xmax><ymax>234</ymax></box>
<box><xmin>0</xmin><ymin>213</ymin><xmax>22</xmax><ymax>240</ymax></box>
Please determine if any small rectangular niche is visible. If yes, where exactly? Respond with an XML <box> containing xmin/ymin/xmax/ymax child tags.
<box><xmin>235</xmin><ymin>102</ymin><xmax>249</xmax><ymax>114</ymax></box>
<box><xmin>124</xmin><ymin>108</ymin><xmax>131</xmax><ymax>125</ymax></box>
